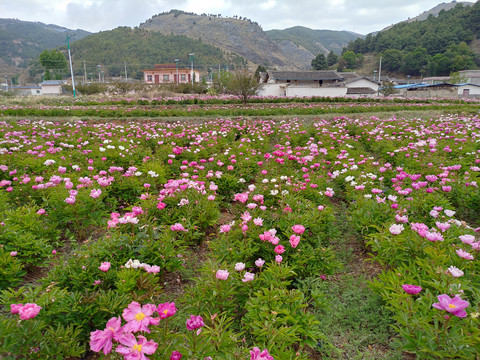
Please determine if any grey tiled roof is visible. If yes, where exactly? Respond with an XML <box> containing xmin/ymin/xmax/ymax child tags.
<box><xmin>267</xmin><ymin>70</ymin><xmax>343</xmax><ymax>81</ymax></box>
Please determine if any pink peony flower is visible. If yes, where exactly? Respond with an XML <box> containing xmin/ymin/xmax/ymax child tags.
<box><xmin>115</xmin><ymin>333</ymin><xmax>158</xmax><ymax>360</ymax></box>
<box><xmin>99</xmin><ymin>262</ymin><xmax>111</xmax><ymax>272</ymax></box>
<box><xmin>122</xmin><ymin>302</ymin><xmax>160</xmax><ymax>333</ymax></box>
<box><xmin>275</xmin><ymin>255</ymin><xmax>283</xmax><ymax>263</ymax></box>
<box><xmin>459</xmin><ymin>235</ymin><xmax>475</xmax><ymax>245</ymax></box>
<box><xmin>389</xmin><ymin>224</ymin><xmax>404</xmax><ymax>235</ymax></box>
<box><xmin>216</xmin><ymin>270</ymin><xmax>229</xmax><ymax>280</ymax></box>
<box><xmin>186</xmin><ymin>315</ymin><xmax>205</xmax><ymax>331</ymax></box>
<box><xmin>157</xmin><ymin>302</ymin><xmax>177</xmax><ymax>319</ymax></box>
<box><xmin>255</xmin><ymin>258</ymin><xmax>265</xmax><ymax>267</ymax></box>
<box><xmin>402</xmin><ymin>284</ymin><xmax>422</xmax><ymax>295</ymax></box>
<box><xmin>90</xmin><ymin>188</ymin><xmax>102</xmax><ymax>198</ymax></box>
<box><xmin>242</xmin><ymin>272</ymin><xmax>255</xmax><ymax>282</ymax></box>
<box><xmin>10</xmin><ymin>251</ymin><xmax>17</xmax><ymax>256</ymax></box>
<box><xmin>432</xmin><ymin>294</ymin><xmax>469</xmax><ymax>318</ymax></box>
<box><xmin>90</xmin><ymin>316</ymin><xmax>123</xmax><ymax>355</ymax></box>
<box><xmin>447</xmin><ymin>266</ymin><xmax>464</xmax><ymax>277</ymax></box>
<box><xmin>37</xmin><ymin>209</ymin><xmax>46</xmax><ymax>215</ymax></box>
<box><xmin>250</xmin><ymin>347</ymin><xmax>274</xmax><ymax>360</ymax></box>
<box><xmin>291</xmin><ymin>224</ymin><xmax>305</xmax><ymax>235</ymax></box>
<box><xmin>456</xmin><ymin>249</ymin><xmax>474</xmax><ymax>260</ymax></box>
<box><xmin>170</xmin><ymin>223</ymin><xmax>187</xmax><ymax>232</ymax></box>
<box><xmin>219</xmin><ymin>224</ymin><xmax>231</xmax><ymax>233</ymax></box>
<box><xmin>274</xmin><ymin>245</ymin><xmax>285</xmax><ymax>254</ymax></box>
<box><xmin>18</xmin><ymin>303</ymin><xmax>42</xmax><ymax>320</ymax></box>
<box><xmin>235</xmin><ymin>263</ymin><xmax>246</xmax><ymax>271</ymax></box>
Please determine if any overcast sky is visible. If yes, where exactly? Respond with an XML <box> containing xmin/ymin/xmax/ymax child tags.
<box><xmin>0</xmin><ymin>0</ymin><xmax>458</xmax><ymax>34</ymax></box>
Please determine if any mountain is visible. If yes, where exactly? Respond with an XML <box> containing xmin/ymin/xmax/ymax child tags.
<box><xmin>265</xmin><ymin>26</ymin><xmax>362</xmax><ymax>56</ymax></box>
<box><xmin>382</xmin><ymin>1</ymin><xmax>474</xmax><ymax>30</ymax></box>
<box><xmin>56</xmin><ymin>27</ymin><xmax>245</xmax><ymax>81</ymax></box>
<box><xmin>0</xmin><ymin>18</ymin><xmax>90</xmax><ymax>72</ymax></box>
<box><xmin>139</xmin><ymin>10</ymin><xmax>303</xmax><ymax>69</ymax></box>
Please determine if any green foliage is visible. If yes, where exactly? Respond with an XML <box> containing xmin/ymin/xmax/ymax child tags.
<box><xmin>311</xmin><ymin>53</ymin><xmax>328</xmax><ymax>70</ymax></box>
<box><xmin>327</xmin><ymin>51</ymin><xmax>339</xmax><ymax>66</ymax></box>
<box><xmin>39</xmin><ymin>49</ymin><xmax>68</xmax><ymax>80</ymax></box>
<box><xmin>0</xmin><ymin>206</ymin><xmax>61</xmax><ymax>267</ymax></box>
<box><xmin>66</xmin><ymin>27</ymin><xmax>244</xmax><ymax>79</ymax></box>
<box><xmin>346</xmin><ymin>3</ymin><xmax>479</xmax><ymax>76</ymax></box>
<box><xmin>0</xmin><ymin>247</ymin><xmax>26</xmax><ymax>291</ymax></box>
<box><xmin>243</xmin><ymin>285</ymin><xmax>324</xmax><ymax>358</ymax></box>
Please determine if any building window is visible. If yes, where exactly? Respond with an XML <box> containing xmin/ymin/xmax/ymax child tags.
<box><xmin>163</xmin><ymin>75</ymin><xmax>169</xmax><ymax>81</ymax></box>
<box><xmin>181</xmin><ymin>74</ymin><xmax>186</xmax><ymax>81</ymax></box>
<box><xmin>147</xmin><ymin>75</ymin><xmax>152</xmax><ymax>82</ymax></box>
<box><xmin>36</xmin><ymin>90</ymin><xmax>40</xmax><ymax>94</ymax></box>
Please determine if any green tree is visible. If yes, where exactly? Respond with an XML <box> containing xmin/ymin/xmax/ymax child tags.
<box><xmin>449</xmin><ymin>71</ymin><xmax>468</xmax><ymax>84</ymax></box>
<box><xmin>254</xmin><ymin>65</ymin><xmax>267</xmax><ymax>81</ymax></box>
<box><xmin>401</xmin><ymin>47</ymin><xmax>430</xmax><ymax>76</ymax></box>
<box><xmin>327</xmin><ymin>51</ymin><xmax>338</xmax><ymax>66</ymax></box>
<box><xmin>382</xmin><ymin>49</ymin><xmax>404</xmax><ymax>73</ymax></box>
<box><xmin>39</xmin><ymin>49</ymin><xmax>67</xmax><ymax>80</ymax></box>
<box><xmin>379</xmin><ymin>81</ymin><xmax>397</xmax><ymax>96</ymax></box>
<box><xmin>227</xmin><ymin>70</ymin><xmax>262</xmax><ymax>105</ymax></box>
<box><xmin>212</xmin><ymin>71</ymin><xmax>233</xmax><ymax>94</ymax></box>
<box><xmin>311</xmin><ymin>53</ymin><xmax>328</xmax><ymax>70</ymax></box>
<box><xmin>342</xmin><ymin>51</ymin><xmax>357</xmax><ymax>69</ymax></box>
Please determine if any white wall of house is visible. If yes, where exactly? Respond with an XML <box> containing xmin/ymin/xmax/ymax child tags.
<box><xmin>286</xmin><ymin>86</ymin><xmax>347</xmax><ymax>97</ymax></box>
<box><xmin>259</xmin><ymin>84</ymin><xmax>349</xmax><ymax>97</ymax></box>
<box><xmin>457</xmin><ymin>84</ymin><xmax>480</xmax><ymax>98</ymax></box>
<box><xmin>346</xmin><ymin>78</ymin><xmax>379</xmax><ymax>91</ymax></box>
<box><xmin>41</xmin><ymin>85</ymin><xmax>63</xmax><ymax>95</ymax></box>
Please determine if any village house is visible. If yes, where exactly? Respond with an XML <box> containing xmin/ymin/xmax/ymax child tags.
<box><xmin>259</xmin><ymin>70</ymin><xmax>380</xmax><ymax>98</ymax></box>
<box><xmin>142</xmin><ymin>63</ymin><xmax>201</xmax><ymax>84</ymax></box>
<box><xmin>40</xmin><ymin>80</ymin><xmax>64</xmax><ymax>96</ymax></box>
<box><xmin>11</xmin><ymin>85</ymin><xmax>42</xmax><ymax>96</ymax></box>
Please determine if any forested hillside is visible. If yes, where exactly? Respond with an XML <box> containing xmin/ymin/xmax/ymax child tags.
<box><xmin>345</xmin><ymin>2</ymin><xmax>480</xmax><ymax>76</ymax></box>
<box><xmin>53</xmin><ymin>27</ymin><xmax>247</xmax><ymax>80</ymax></box>
<box><xmin>266</xmin><ymin>26</ymin><xmax>361</xmax><ymax>56</ymax></box>
<box><xmin>0</xmin><ymin>18</ymin><xmax>89</xmax><ymax>68</ymax></box>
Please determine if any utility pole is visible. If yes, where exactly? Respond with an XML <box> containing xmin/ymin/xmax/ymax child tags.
<box><xmin>66</xmin><ymin>33</ymin><xmax>76</xmax><ymax>98</ymax></box>
<box><xmin>4</xmin><ymin>76</ymin><xmax>8</xmax><ymax>91</ymax></box>
<box><xmin>97</xmin><ymin>65</ymin><xmax>101</xmax><ymax>82</ymax></box>
<box><xmin>124</xmin><ymin>62</ymin><xmax>128</xmax><ymax>82</ymax></box>
<box><xmin>189</xmin><ymin>53</ymin><xmax>195</xmax><ymax>86</ymax></box>
<box><xmin>83</xmin><ymin>60</ymin><xmax>87</xmax><ymax>83</ymax></box>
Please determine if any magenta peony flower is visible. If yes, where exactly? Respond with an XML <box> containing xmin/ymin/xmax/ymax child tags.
<box><xmin>289</xmin><ymin>235</ymin><xmax>300</xmax><ymax>248</ymax></box>
<box><xmin>432</xmin><ymin>294</ymin><xmax>469</xmax><ymax>318</ymax></box>
<box><xmin>157</xmin><ymin>302</ymin><xmax>177</xmax><ymax>319</ymax></box>
<box><xmin>99</xmin><ymin>262</ymin><xmax>111</xmax><ymax>272</ymax></box>
<box><xmin>216</xmin><ymin>270</ymin><xmax>229</xmax><ymax>280</ymax></box>
<box><xmin>274</xmin><ymin>245</ymin><xmax>285</xmax><ymax>254</ymax></box>
<box><xmin>275</xmin><ymin>255</ymin><xmax>283</xmax><ymax>263</ymax></box>
<box><xmin>402</xmin><ymin>284</ymin><xmax>422</xmax><ymax>295</ymax></box>
<box><xmin>186</xmin><ymin>315</ymin><xmax>205</xmax><ymax>331</ymax></box>
<box><xmin>291</xmin><ymin>224</ymin><xmax>305</xmax><ymax>234</ymax></box>
<box><xmin>90</xmin><ymin>316</ymin><xmax>123</xmax><ymax>355</ymax></box>
<box><xmin>459</xmin><ymin>235</ymin><xmax>475</xmax><ymax>245</ymax></box>
<box><xmin>250</xmin><ymin>347</ymin><xmax>274</xmax><ymax>360</ymax></box>
<box><xmin>170</xmin><ymin>350</ymin><xmax>182</xmax><ymax>360</ymax></box>
<box><xmin>115</xmin><ymin>333</ymin><xmax>158</xmax><ymax>360</ymax></box>
<box><xmin>10</xmin><ymin>303</ymin><xmax>23</xmax><ymax>314</ymax></box>
<box><xmin>122</xmin><ymin>302</ymin><xmax>160</xmax><ymax>333</ymax></box>
<box><xmin>18</xmin><ymin>303</ymin><xmax>42</xmax><ymax>320</ymax></box>
<box><xmin>219</xmin><ymin>224</ymin><xmax>231</xmax><ymax>233</ymax></box>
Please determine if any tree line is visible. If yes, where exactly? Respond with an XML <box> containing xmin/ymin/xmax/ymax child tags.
<box><xmin>312</xmin><ymin>2</ymin><xmax>480</xmax><ymax>76</ymax></box>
